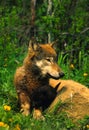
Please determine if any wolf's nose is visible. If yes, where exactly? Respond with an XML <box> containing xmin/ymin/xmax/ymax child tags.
<box><xmin>59</xmin><ymin>72</ymin><xmax>65</xmax><ymax>78</ymax></box>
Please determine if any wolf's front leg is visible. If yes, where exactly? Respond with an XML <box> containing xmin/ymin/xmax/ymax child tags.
<box><xmin>18</xmin><ymin>91</ymin><xmax>31</xmax><ymax>116</ymax></box>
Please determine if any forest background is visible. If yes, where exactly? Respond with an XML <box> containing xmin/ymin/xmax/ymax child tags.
<box><xmin>0</xmin><ymin>0</ymin><xmax>89</xmax><ymax>129</ymax></box>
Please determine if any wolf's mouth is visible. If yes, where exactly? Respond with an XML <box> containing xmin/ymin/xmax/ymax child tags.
<box><xmin>47</xmin><ymin>72</ymin><xmax>65</xmax><ymax>79</ymax></box>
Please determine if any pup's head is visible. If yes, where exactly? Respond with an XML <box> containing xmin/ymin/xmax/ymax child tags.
<box><xmin>28</xmin><ymin>40</ymin><xmax>64</xmax><ymax>79</ymax></box>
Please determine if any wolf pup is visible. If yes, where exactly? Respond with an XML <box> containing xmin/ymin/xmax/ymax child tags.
<box><xmin>31</xmin><ymin>82</ymin><xmax>61</xmax><ymax>111</ymax></box>
<box><xmin>14</xmin><ymin>40</ymin><xmax>64</xmax><ymax>118</ymax></box>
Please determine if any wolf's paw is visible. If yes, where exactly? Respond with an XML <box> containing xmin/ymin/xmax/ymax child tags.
<box><xmin>20</xmin><ymin>103</ymin><xmax>30</xmax><ymax>116</ymax></box>
<box><xmin>33</xmin><ymin>109</ymin><xmax>45</xmax><ymax>120</ymax></box>
<box><xmin>20</xmin><ymin>108</ymin><xmax>30</xmax><ymax>116</ymax></box>
<box><xmin>22</xmin><ymin>109</ymin><xmax>30</xmax><ymax>116</ymax></box>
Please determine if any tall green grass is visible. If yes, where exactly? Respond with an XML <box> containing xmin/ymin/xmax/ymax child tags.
<box><xmin>58</xmin><ymin>51</ymin><xmax>89</xmax><ymax>87</ymax></box>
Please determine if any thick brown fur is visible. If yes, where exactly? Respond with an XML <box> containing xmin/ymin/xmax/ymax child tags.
<box><xmin>14</xmin><ymin>41</ymin><xmax>64</xmax><ymax>118</ymax></box>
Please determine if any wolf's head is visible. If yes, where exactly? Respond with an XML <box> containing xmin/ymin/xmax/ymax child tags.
<box><xmin>27</xmin><ymin>40</ymin><xmax>64</xmax><ymax>79</ymax></box>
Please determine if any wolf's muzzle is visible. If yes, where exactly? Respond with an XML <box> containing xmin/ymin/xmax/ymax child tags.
<box><xmin>59</xmin><ymin>72</ymin><xmax>65</xmax><ymax>78</ymax></box>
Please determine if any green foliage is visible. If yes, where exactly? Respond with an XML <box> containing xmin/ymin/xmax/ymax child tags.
<box><xmin>58</xmin><ymin>51</ymin><xmax>89</xmax><ymax>86</ymax></box>
<box><xmin>78</xmin><ymin>116</ymin><xmax>89</xmax><ymax>130</ymax></box>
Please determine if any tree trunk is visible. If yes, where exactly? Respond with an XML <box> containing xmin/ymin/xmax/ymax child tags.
<box><xmin>30</xmin><ymin>0</ymin><xmax>36</xmax><ymax>39</ymax></box>
<box><xmin>47</xmin><ymin>0</ymin><xmax>52</xmax><ymax>43</ymax></box>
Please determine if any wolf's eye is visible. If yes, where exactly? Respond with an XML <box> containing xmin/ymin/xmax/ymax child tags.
<box><xmin>46</xmin><ymin>58</ymin><xmax>51</xmax><ymax>62</ymax></box>
<box><xmin>46</xmin><ymin>57</ymin><xmax>53</xmax><ymax>62</ymax></box>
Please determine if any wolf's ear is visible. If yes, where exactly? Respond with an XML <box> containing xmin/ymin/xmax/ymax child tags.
<box><xmin>29</xmin><ymin>40</ymin><xmax>40</xmax><ymax>51</ymax></box>
<box><xmin>49</xmin><ymin>39</ymin><xmax>58</xmax><ymax>48</ymax></box>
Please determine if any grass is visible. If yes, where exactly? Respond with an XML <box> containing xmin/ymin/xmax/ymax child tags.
<box><xmin>0</xmin><ymin>47</ymin><xmax>89</xmax><ymax>130</ymax></box>
<box><xmin>58</xmin><ymin>52</ymin><xmax>89</xmax><ymax>86</ymax></box>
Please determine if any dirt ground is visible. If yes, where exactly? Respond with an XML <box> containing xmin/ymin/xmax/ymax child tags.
<box><xmin>49</xmin><ymin>79</ymin><xmax>89</xmax><ymax>121</ymax></box>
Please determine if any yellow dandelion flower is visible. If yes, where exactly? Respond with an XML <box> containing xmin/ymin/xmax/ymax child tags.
<box><xmin>0</xmin><ymin>122</ymin><xmax>9</xmax><ymax>128</ymax></box>
<box><xmin>86</xmin><ymin>124</ymin><xmax>89</xmax><ymax>128</ymax></box>
<box><xmin>0</xmin><ymin>122</ymin><xmax>5</xmax><ymax>127</ymax></box>
<box><xmin>4</xmin><ymin>105</ymin><xmax>11</xmax><ymax>111</ymax></box>
<box><xmin>70</xmin><ymin>64</ymin><xmax>74</xmax><ymax>69</ymax></box>
<box><xmin>83</xmin><ymin>73</ymin><xmax>88</xmax><ymax>77</ymax></box>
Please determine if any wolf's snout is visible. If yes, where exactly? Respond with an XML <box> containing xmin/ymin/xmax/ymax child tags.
<box><xmin>59</xmin><ymin>72</ymin><xmax>65</xmax><ymax>78</ymax></box>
